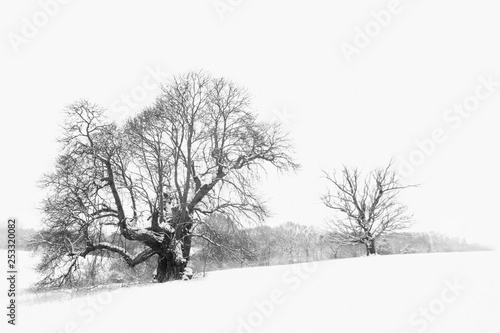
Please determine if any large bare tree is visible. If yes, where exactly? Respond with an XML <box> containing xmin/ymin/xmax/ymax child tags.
<box><xmin>321</xmin><ymin>162</ymin><xmax>414</xmax><ymax>256</ymax></box>
<box><xmin>35</xmin><ymin>71</ymin><xmax>298</xmax><ymax>286</ymax></box>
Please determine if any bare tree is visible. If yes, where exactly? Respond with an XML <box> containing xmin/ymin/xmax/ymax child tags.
<box><xmin>321</xmin><ymin>161</ymin><xmax>415</xmax><ymax>256</ymax></box>
<box><xmin>300</xmin><ymin>225</ymin><xmax>319</xmax><ymax>262</ymax></box>
<box><xmin>34</xmin><ymin>71</ymin><xmax>298</xmax><ymax>287</ymax></box>
<box><xmin>276</xmin><ymin>222</ymin><xmax>305</xmax><ymax>264</ymax></box>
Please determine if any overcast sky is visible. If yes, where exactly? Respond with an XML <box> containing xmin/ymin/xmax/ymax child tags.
<box><xmin>1</xmin><ymin>0</ymin><xmax>499</xmax><ymax>249</ymax></box>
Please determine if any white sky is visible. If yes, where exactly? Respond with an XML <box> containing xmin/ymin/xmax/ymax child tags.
<box><xmin>1</xmin><ymin>0</ymin><xmax>499</xmax><ymax>249</ymax></box>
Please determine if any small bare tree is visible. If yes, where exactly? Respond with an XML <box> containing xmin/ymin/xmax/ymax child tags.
<box><xmin>321</xmin><ymin>162</ymin><xmax>415</xmax><ymax>256</ymax></box>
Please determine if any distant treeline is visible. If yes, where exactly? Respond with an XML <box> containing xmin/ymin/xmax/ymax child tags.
<box><xmin>188</xmin><ymin>221</ymin><xmax>492</xmax><ymax>275</ymax></box>
<box><xmin>3</xmin><ymin>222</ymin><xmax>490</xmax><ymax>286</ymax></box>
<box><xmin>0</xmin><ymin>226</ymin><xmax>38</xmax><ymax>250</ymax></box>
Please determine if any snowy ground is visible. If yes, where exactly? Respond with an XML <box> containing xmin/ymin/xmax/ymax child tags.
<box><xmin>1</xmin><ymin>250</ymin><xmax>499</xmax><ymax>333</ymax></box>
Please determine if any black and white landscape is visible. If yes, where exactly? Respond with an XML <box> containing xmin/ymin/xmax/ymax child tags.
<box><xmin>1</xmin><ymin>1</ymin><xmax>500</xmax><ymax>332</ymax></box>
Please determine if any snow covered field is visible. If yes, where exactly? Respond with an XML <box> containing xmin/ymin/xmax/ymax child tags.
<box><xmin>2</xmin><ymin>250</ymin><xmax>499</xmax><ymax>333</ymax></box>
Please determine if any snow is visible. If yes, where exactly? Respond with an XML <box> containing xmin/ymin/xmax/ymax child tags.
<box><xmin>2</xmin><ymin>250</ymin><xmax>499</xmax><ymax>333</ymax></box>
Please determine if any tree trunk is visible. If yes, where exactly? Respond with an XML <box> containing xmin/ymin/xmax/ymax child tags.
<box><xmin>203</xmin><ymin>257</ymin><xmax>207</xmax><ymax>278</ymax></box>
<box><xmin>155</xmin><ymin>255</ymin><xmax>185</xmax><ymax>282</ymax></box>
<box><xmin>366</xmin><ymin>239</ymin><xmax>376</xmax><ymax>256</ymax></box>
<box><xmin>153</xmin><ymin>211</ymin><xmax>193</xmax><ymax>283</ymax></box>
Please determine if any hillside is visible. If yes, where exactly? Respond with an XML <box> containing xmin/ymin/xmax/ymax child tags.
<box><xmin>2</xmin><ymin>251</ymin><xmax>499</xmax><ymax>333</ymax></box>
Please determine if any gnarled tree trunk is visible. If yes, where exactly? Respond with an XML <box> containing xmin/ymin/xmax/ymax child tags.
<box><xmin>155</xmin><ymin>254</ymin><xmax>186</xmax><ymax>282</ymax></box>
<box><xmin>154</xmin><ymin>214</ymin><xmax>193</xmax><ymax>282</ymax></box>
<box><xmin>366</xmin><ymin>239</ymin><xmax>376</xmax><ymax>256</ymax></box>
